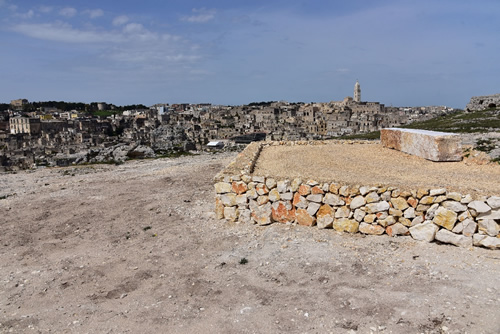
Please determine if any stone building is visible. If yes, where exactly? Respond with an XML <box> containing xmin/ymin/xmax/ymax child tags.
<box><xmin>354</xmin><ymin>80</ymin><xmax>361</xmax><ymax>102</ymax></box>
<box><xmin>9</xmin><ymin>117</ymin><xmax>41</xmax><ymax>135</ymax></box>
<box><xmin>465</xmin><ymin>94</ymin><xmax>500</xmax><ymax>111</ymax></box>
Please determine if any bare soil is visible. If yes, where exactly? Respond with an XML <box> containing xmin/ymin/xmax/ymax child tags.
<box><xmin>253</xmin><ymin>143</ymin><xmax>500</xmax><ymax>196</ymax></box>
<box><xmin>1</xmin><ymin>152</ymin><xmax>499</xmax><ymax>334</ymax></box>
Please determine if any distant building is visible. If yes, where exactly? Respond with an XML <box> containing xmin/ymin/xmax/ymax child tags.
<box><xmin>465</xmin><ymin>94</ymin><xmax>500</xmax><ymax>111</ymax></box>
<box><xmin>9</xmin><ymin>117</ymin><xmax>41</xmax><ymax>135</ymax></box>
<box><xmin>354</xmin><ymin>80</ymin><xmax>361</xmax><ymax>102</ymax></box>
<box><xmin>10</xmin><ymin>99</ymin><xmax>28</xmax><ymax>109</ymax></box>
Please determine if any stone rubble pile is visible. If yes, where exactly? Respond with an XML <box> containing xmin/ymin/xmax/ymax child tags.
<box><xmin>214</xmin><ymin>141</ymin><xmax>500</xmax><ymax>250</ymax></box>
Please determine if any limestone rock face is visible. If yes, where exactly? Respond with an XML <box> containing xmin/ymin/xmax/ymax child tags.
<box><xmin>380</xmin><ymin>128</ymin><xmax>462</xmax><ymax>162</ymax></box>
<box><xmin>409</xmin><ymin>222</ymin><xmax>439</xmax><ymax>242</ymax></box>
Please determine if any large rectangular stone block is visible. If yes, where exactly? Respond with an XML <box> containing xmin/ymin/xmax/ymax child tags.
<box><xmin>381</xmin><ymin>128</ymin><xmax>462</xmax><ymax>162</ymax></box>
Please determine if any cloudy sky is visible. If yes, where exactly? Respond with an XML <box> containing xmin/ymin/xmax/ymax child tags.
<box><xmin>1</xmin><ymin>0</ymin><xmax>498</xmax><ymax>107</ymax></box>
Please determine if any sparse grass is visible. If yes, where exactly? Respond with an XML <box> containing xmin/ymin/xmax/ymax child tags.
<box><xmin>239</xmin><ymin>257</ymin><xmax>248</xmax><ymax>265</ymax></box>
<box><xmin>143</xmin><ymin>226</ymin><xmax>152</xmax><ymax>231</ymax></box>
<box><xmin>339</xmin><ymin>131</ymin><xmax>380</xmax><ymax>140</ymax></box>
<box><xmin>475</xmin><ymin>139</ymin><xmax>496</xmax><ymax>153</ymax></box>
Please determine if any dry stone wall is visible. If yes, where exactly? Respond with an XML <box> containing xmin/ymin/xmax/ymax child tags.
<box><xmin>214</xmin><ymin>141</ymin><xmax>500</xmax><ymax>249</ymax></box>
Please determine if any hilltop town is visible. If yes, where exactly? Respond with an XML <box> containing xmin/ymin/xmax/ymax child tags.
<box><xmin>0</xmin><ymin>82</ymin><xmax>457</xmax><ymax>171</ymax></box>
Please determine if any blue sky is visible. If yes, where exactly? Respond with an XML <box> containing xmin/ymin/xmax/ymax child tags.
<box><xmin>1</xmin><ymin>0</ymin><xmax>499</xmax><ymax>108</ymax></box>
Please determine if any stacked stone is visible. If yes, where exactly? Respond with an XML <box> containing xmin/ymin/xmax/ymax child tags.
<box><xmin>215</xmin><ymin>177</ymin><xmax>500</xmax><ymax>250</ymax></box>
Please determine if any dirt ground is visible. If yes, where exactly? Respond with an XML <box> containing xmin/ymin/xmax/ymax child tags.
<box><xmin>253</xmin><ymin>143</ymin><xmax>500</xmax><ymax>196</ymax></box>
<box><xmin>1</xmin><ymin>152</ymin><xmax>499</xmax><ymax>334</ymax></box>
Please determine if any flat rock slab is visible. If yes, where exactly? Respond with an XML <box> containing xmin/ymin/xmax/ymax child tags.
<box><xmin>381</xmin><ymin>128</ymin><xmax>462</xmax><ymax>162</ymax></box>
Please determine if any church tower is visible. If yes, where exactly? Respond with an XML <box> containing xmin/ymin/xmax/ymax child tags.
<box><xmin>354</xmin><ymin>80</ymin><xmax>361</xmax><ymax>102</ymax></box>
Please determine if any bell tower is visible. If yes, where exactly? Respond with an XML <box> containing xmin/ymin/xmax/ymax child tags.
<box><xmin>354</xmin><ymin>80</ymin><xmax>361</xmax><ymax>102</ymax></box>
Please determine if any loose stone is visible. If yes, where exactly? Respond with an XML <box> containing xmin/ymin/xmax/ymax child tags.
<box><xmin>468</xmin><ymin>201</ymin><xmax>491</xmax><ymax>214</ymax></box>
<box><xmin>306</xmin><ymin>194</ymin><xmax>323</xmax><ymax>203</ymax></box>
<box><xmin>333</xmin><ymin>218</ymin><xmax>359</xmax><ymax>233</ymax></box>
<box><xmin>323</xmin><ymin>193</ymin><xmax>345</xmax><ymax>206</ymax></box>
<box><xmin>350</xmin><ymin>195</ymin><xmax>366</xmax><ymax>210</ymax></box>
<box><xmin>386</xmin><ymin>223</ymin><xmax>409</xmax><ymax>237</ymax></box>
<box><xmin>296</xmin><ymin>209</ymin><xmax>316</xmax><ymax>226</ymax></box>
<box><xmin>215</xmin><ymin>182</ymin><xmax>232</xmax><ymax>194</ymax></box>
<box><xmin>477</xmin><ymin>219</ymin><xmax>500</xmax><ymax>237</ymax></box>
<box><xmin>435</xmin><ymin>229</ymin><xmax>472</xmax><ymax>248</ymax></box>
<box><xmin>486</xmin><ymin>196</ymin><xmax>500</xmax><ymax>209</ymax></box>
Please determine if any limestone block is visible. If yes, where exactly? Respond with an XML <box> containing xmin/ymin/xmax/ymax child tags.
<box><xmin>420</xmin><ymin>196</ymin><xmax>435</xmax><ymax>205</ymax></box>
<box><xmin>281</xmin><ymin>192</ymin><xmax>293</xmax><ymax>201</ymax></box>
<box><xmin>359</xmin><ymin>222</ymin><xmax>385</xmax><ymax>235</ymax></box>
<box><xmin>409</xmin><ymin>221</ymin><xmax>439</xmax><ymax>242</ymax></box>
<box><xmin>215</xmin><ymin>197</ymin><xmax>225</xmax><ymax>219</ymax></box>
<box><xmin>461</xmin><ymin>194</ymin><xmax>473</xmax><ymax>204</ymax></box>
<box><xmin>452</xmin><ymin>222</ymin><xmax>464</xmax><ymax>234</ymax></box>
<box><xmin>403</xmin><ymin>207</ymin><xmax>416</xmax><ymax>219</ymax></box>
<box><xmin>333</xmin><ymin>218</ymin><xmax>359</xmax><ymax>233</ymax></box>
<box><xmin>224</xmin><ymin>206</ymin><xmax>239</xmax><ymax>222</ymax></box>
<box><xmin>317</xmin><ymin>204</ymin><xmax>334</xmax><ymax>229</ymax></box>
<box><xmin>350</xmin><ymin>195</ymin><xmax>366</xmax><ymax>210</ymax></box>
<box><xmin>473</xmin><ymin>234</ymin><xmax>500</xmax><ymax>249</ymax></box>
<box><xmin>486</xmin><ymin>196</ymin><xmax>500</xmax><ymax>209</ymax></box>
<box><xmin>296</xmin><ymin>209</ymin><xmax>316</xmax><ymax>226</ymax></box>
<box><xmin>306</xmin><ymin>179</ymin><xmax>319</xmax><ymax>186</ymax></box>
<box><xmin>353</xmin><ymin>208</ymin><xmax>366</xmax><ymax>222</ymax></box>
<box><xmin>307</xmin><ymin>202</ymin><xmax>321</xmax><ymax>216</ymax></box>
<box><xmin>378</xmin><ymin>215</ymin><xmax>396</xmax><ymax>227</ymax></box>
<box><xmin>323</xmin><ymin>193</ymin><xmax>344</xmax><ymax>207</ymax></box>
<box><xmin>411</xmin><ymin>215</ymin><xmax>424</xmax><ymax>226</ymax></box>
<box><xmin>433</xmin><ymin>207</ymin><xmax>458</xmax><ymax>230</ymax></box>
<box><xmin>434</xmin><ymin>195</ymin><xmax>447</xmax><ymax>204</ymax></box>
<box><xmin>429</xmin><ymin>188</ymin><xmax>446</xmax><ymax>196</ymax></box>
<box><xmin>252</xmin><ymin>176</ymin><xmax>265</xmax><ymax>183</ymax></box>
<box><xmin>407</xmin><ymin>197</ymin><xmax>418</xmax><ymax>208</ymax></box>
<box><xmin>293</xmin><ymin>193</ymin><xmax>308</xmax><ymax>209</ymax></box>
<box><xmin>477</xmin><ymin>208</ymin><xmax>500</xmax><ymax>220</ymax></box>
<box><xmin>386</xmin><ymin>223</ymin><xmax>409</xmax><ymax>237</ymax></box>
<box><xmin>310</xmin><ymin>186</ymin><xmax>324</xmax><ymax>195</ymax></box>
<box><xmin>335</xmin><ymin>206</ymin><xmax>351</xmax><ymax>218</ymax></box>
<box><xmin>380</xmin><ymin>128</ymin><xmax>462</xmax><ymax>162</ymax></box>
<box><xmin>246</xmin><ymin>188</ymin><xmax>258</xmax><ymax>200</ymax></box>
<box><xmin>329</xmin><ymin>183</ymin><xmax>340</xmax><ymax>194</ymax></box>
<box><xmin>256</xmin><ymin>183</ymin><xmax>269</xmax><ymax>196</ymax></box>
<box><xmin>399</xmin><ymin>217</ymin><xmax>412</xmax><ymax>227</ymax></box>
<box><xmin>221</xmin><ymin>193</ymin><xmax>237</xmax><ymax>207</ymax></box>
<box><xmin>389</xmin><ymin>208</ymin><xmax>403</xmax><ymax>217</ymax></box>
<box><xmin>257</xmin><ymin>196</ymin><xmax>269</xmax><ymax>206</ymax></box>
<box><xmin>365</xmin><ymin>192</ymin><xmax>380</xmax><ymax>203</ymax></box>
<box><xmin>232</xmin><ymin>181</ymin><xmax>248</xmax><ymax>195</ymax></box>
<box><xmin>268</xmin><ymin>188</ymin><xmax>280</xmax><ymax>202</ymax></box>
<box><xmin>468</xmin><ymin>201</ymin><xmax>491</xmax><ymax>214</ymax></box>
<box><xmin>478</xmin><ymin>219</ymin><xmax>499</xmax><ymax>237</ymax></box>
<box><xmin>265</xmin><ymin>178</ymin><xmax>277</xmax><ymax>189</ymax></box>
<box><xmin>306</xmin><ymin>194</ymin><xmax>323</xmax><ymax>203</ymax></box>
<box><xmin>271</xmin><ymin>201</ymin><xmax>296</xmax><ymax>224</ymax></box>
<box><xmin>435</xmin><ymin>229</ymin><xmax>472</xmax><ymax>248</ymax></box>
<box><xmin>251</xmin><ymin>203</ymin><xmax>272</xmax><ymax>225</ymax></box>
<box><xmin>441</xmin><ymin>200</ymin><xmax>467</xmax><ymax>212</ymax></box>
<box><xmin>462</xmin><ymin>219</ymin><xmax>477</xmax><ymax>237</ymax></box>
<box><xmin>239</xmin><ymin>209</ymin><xmax>252</xmax><ymax>223</ymax></box>
<box><xmin>364</xmin><ymin>214</ymin><xmax>377</xmax><ymax>223</ymax></box>
<box><xmin>290</xmin><ymin>178</ymin><xmax>302</xmax><ymax>192</ymax></box>
<box><xmin>215</xmin><ymin>182</ymin><xmax>232</xmax><ymax>194</ymax></box>
<box><xmin>276</xmin><ymin>180</ymin><xmax>289</xmax><ymax>193</ymax></box>
<box><xmin>298</xmin><ymin>184</ymin><xmax>311</xmax><ymax>196</ymax></box>
<box><xmin>424</xmin><ymin>203</ymin><xmax>440</xmax><ymax>220</ymax></box>
<box><xmin>365</xmin><ymin>201</ymin><xmax>390</xmax><ymax>213</ymax></box>
<box><xmin>447</xmin><ymin>192</ymin><xmax>462</xmax><ymax>202</ymax></box>
<box><xmin>236</xmin><ymin>195</ymin><xmax>248</xmax><ymax>207</ymax></box>
<box><xmin>417</xmin><ymin>188</ymin><xmax>429</xmax><ymax>199</ymax></box>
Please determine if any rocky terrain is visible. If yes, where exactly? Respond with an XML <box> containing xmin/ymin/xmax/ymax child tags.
<box><xmin>0</xmin><ymin>152</ymin><xmax>499</xmax><ymax>333</ymax></box>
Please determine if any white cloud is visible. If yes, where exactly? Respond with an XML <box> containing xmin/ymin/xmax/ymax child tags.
<box><xmin>84</xmin><ymin>9</ymin><xmax>104</xmax><ymax>19</ymax></box>
<box><xmin>181</xmin><ymin>8</ymin><xmax>216</xmax><ymax>23</ymax></box>
<box><xmin>59</xmin><ymin>7</ymin><xmax>77</xmax><ymax>18</ymax></box>
<box><xmin>14</xmin><ymin>9</ymin><xmax>34</xmax><ymax>19</ymax></box>
<box><xmin>113</xmin><ymin>15</ymin><xmax>129</xmax><ymax>26</ymax></box>
<box><xmin>10</xmin><ymin>22</ymin><xmax>122</xmax><ymax>43</ymax></box>
<box><xmin>38</xmin><ymin>6</ymin><xmax>53</xmax><ymax>13</ymax></box>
